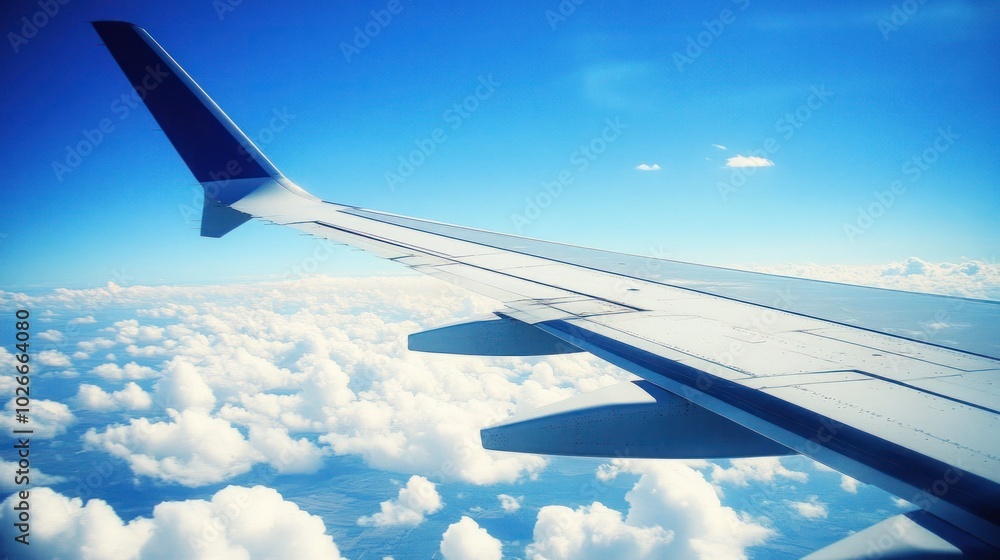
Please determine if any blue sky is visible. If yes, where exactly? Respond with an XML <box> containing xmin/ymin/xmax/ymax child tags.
<box><xmin>1</xmin><ymin>0</ymin><xmax>998</xmax><ymax>288</ymax></box>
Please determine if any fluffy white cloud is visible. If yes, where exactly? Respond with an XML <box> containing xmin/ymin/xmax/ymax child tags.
<box><xmin>0</xmin><ymin>486</ymin><xmax>344</xmax><ymax>559</ymax></box>
<box><xmin>725</xmin><ymin>155</ymin><xmax>774</xmax><ymax>167</ymax></box>
<box><xmin>840</xmin><ymin>475</ymin><xmax>860</xmax><ymax>493</ymax></box>
<box><xmin>498</xmin><ymin>493</ymin><xmax>522</xmax><ymax>513</ymax></box>
<box><xmin>37</xmin><ymin>349</ymin><xmax>71</xmax><ymax>367</ymax></box>
<box><xmin>83</xmin><ymin>409</ymin><xmax>262</xmax><ymax>486</ymax></box>
<box><xmin>789</xmin><ymin>495</ymin><xmax>828</xmax><ymax>519</ymax></box>
<box><xmin>153</xmin><ymin>361</ymin><xmax>216</xmax><ymax>411</ymax></box>
<box><xmin>69</xmin><ymin>315</ymin><xmax>97</xmax><ymax>324</ymax></box>
<box><xmin>358</xmin><ymin>475</ymin><xmax>443</xmax><ymax>527</ymax></box>
<box><xmin>440</xmin><ymin>516</ymin><xmax>503</xmax><ymax>560</ymax></box>
<box><xmin>710</xmin><ymin>457</ymin><xmax>808</xmax><ymax>487</ymax></box>
<box><xmin>529</xmin><ymin>460</ymin><xmax>772</xmax><ymax>560</ymax></box>
<box><xmin>635</xmin><ymin>163</ymin><xmax>661</xmax><ymax>171</ymax></box>
<box><xmin>0</xmin><ymin>399</ymin><xmax>74</xmax><ymax>438</ymax></box>
<box><xmin>37</xmin><ymin>329</ymin><xmax>64</xmax><ymax>342</ymax></box>
<box><xmin>74</xmin><ymin>382</ymin><xmax>152</xmax><ymax>411</ymax></box>
<box><xmin>528</xmin><ymin>501</ymin><xmax>672</xmax><ymax>560</ymax></box>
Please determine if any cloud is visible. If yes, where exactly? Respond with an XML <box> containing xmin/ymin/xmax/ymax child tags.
<box><xmin>529</xmin><ymin>460</ymin><xmax>772</xmax><ymax>560</ymax></box>
<box><xmin>9</xmin><ymin>277</ymin><xmax>634</xmax><ymax>487</ymax></box>
<box><xmin>789</xmin><ymin>495</ymin><xmax>828</xmax><ymax>519</ymax></box>
<box><xmin>77</xmin><ymin>337</ymin><xmax>116</xmax><ymax>354</ymax></box>
<box><xmin>498</xmin><ymin>493</ymin><xmax>522</xmax><ymax>513</ymax></box>
<box><xmin>712</xmin><ymin>144</ymin><xmax>727</xmax><ymax>150</ymax></box>
<box><xmin>0</xmin><ymin>399</ymin><xmax>74</xmax><ymax>438</ymax></box>
<box><xmin>68</xmin><ymin>315</ymin><xmax>97</xmax><ymax>324</ymax></box>
<box><xmin>440</xmin><ymin>516</ymin><xmax>503</xmax><ymax>560</ymax></box>
<box><xmin>89</xmin><ymin>361</ymin><xmax>158</xmax><ymax>380</ymax></box>
<box><xmin>528</xmin><ymin>502</ymin><xmax>672</xmax><ymax>559</ymax></box>
<box><xmin>0</xmin><ymin>486</ymin><xmax>344</xmax><ymax>559</ymax></box>
<box><xmin>709</xmin><ymin>457</ymin><xmax>808</xmax><ymax>487</ymax></box>
<box><xmin>37</xmin><ymin>349</ymin><xmax>71</xmax><ymax>367</ymax></box>
<box><xmin>0</xmin><ymin>459</ymin><xmax>66</xmax><ymax>491</ymax></box>
<box><xmin>811</xmin><ymin>460</ymin><xmax>860</xmax><ymax>494</ymax></box>
<box><xmin>840</xmin><ymin>475</ymin><xmax>860</xmax><ymax>494</ymax></box>
<box><xmin>741</xmin><ymin>258</ymin><xmax>1000</xmax><ymax>299</ymax></box>
<box><xmin>153</xmin><ymin>361</ymin><xmax>216</xmax><ymax>411</ymax></box>
<box><xmin>74</xmin><ymin>382</ymin><xmax>152</xmax><ymax>411</ymax></box>
<box><xmin>37</xmin><ymin>329</ymin><xmax>64</xmax><ymax>342</ymax></box>
<box><xmin>635</xmin><ymin>163</ymin><xmax>661</xmax><ymax>171</ymax></box>
<box><xmin>725</xmin><ymin>155</ymin><xmax>774</xmax><ymax>167</ymax></box>
<box><xmin>358</xmin><ymin>475</ymin><xmax>443</xmax><ymax>527</ymax></box>
<box><xmin>83</xmin><ymin>409</ymin><xmax>263</xmax><ymax>486</ymax></box>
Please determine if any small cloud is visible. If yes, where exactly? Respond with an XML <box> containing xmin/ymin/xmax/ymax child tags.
<box><xmin>726</xmin><ymin>155</ymin><xmax>774</xmax><ymax>168</ymax></box>
<box><xmin>893</xmin><ymin>497</ymin><xmax>913</xmax><ymax>509</ymax></box>
<box><xmin>37</xmin><ymin>330</ymin><xmax>64</xmax><ymax>342</ymax></box>
<box><xmin>358</xmin><ymin>475</ymin><xmax>443</xmax><ymax>527</ymax></box>
<box><xmin>635</xmin><ymin>163</ymin><xmax>661</xmax><ymax>171</ymax></box>
<box><xmin>789</xmin><ymin>496</ymin><xmax>828</xmax><ymax>519</ymax></box>
<box><xmin>840</xmin><ymin>475</ymin><xmax>860</xmax><ymax>494</ymax></box>
<box><xmin>69</xmin><ymin>315</ymin><xmax>97</xmax><ymax>325</ymax></box>
<box><xmin>37</xmin><ymin>350</ymin><xmax>71</xmax><ymax>367</ymax></box>
<box><xmin>712</xmin><ymin>144</ymin><xmax>727</xmax><ymax>150</ymax></box>
<box><xmin>498</xmin><ymin>494</ymin><xmax>522</xmax><ymax>513</ymax></box>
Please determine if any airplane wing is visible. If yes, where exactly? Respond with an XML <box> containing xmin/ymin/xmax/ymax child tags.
<box><xmin>92</xmin><ymin>21</ymin><xmax>1000</xmax><ymax>558</ymax></box>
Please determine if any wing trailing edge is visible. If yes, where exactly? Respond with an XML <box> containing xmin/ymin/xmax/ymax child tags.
<box><xmin>482</xmin><ymin>380</ymin><xmax>793</xmax><ymax>459</ymax></box>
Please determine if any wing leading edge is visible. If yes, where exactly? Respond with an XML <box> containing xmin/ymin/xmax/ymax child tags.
<box><xmin>92</xmin><ymin>21</ymin><xmax>1000</xmax><ymax>557</ymax></box>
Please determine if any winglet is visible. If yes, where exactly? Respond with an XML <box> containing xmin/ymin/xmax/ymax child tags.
<box><xmin>92</xmin><ymin>21</ymin><xmax>281</xmax><ymax>236</ymax></box>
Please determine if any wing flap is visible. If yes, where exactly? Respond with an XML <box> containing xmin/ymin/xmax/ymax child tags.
<box><xmin>481</xmin><ymin>380</ymin><xmax>792</xmax><ymax>458</ymax></box>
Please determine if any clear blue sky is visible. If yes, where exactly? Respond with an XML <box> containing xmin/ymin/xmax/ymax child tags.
<box><xmin>1</xmin><ymin>0</ymin><xmax>997</xmax><ymax>289</ymax></box>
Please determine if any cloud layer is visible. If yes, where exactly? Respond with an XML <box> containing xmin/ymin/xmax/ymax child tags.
<box><xmin>0</xmin><ymin>486</ymin><xmax>344</xmax><ymax>560</ymax></box>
